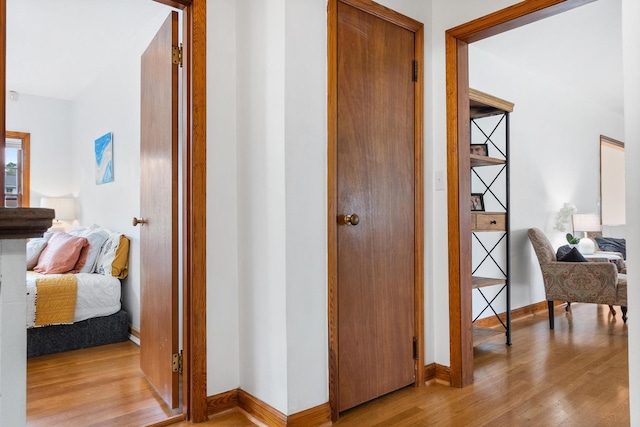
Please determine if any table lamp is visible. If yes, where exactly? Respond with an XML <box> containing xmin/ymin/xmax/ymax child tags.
<box><xmin>40</xmin><ymin>197</ymin><xmax>76</xmax><ymax>231</ymax></box>
<box><xmin>572</xmin><ymin>213</ymin><xmax>601</xmax><ymax>254</ymax></box>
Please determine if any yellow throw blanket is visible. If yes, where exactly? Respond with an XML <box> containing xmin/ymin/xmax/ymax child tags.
<box><xmin>35</xmin><ymin>274</ymin><xmax>78</xmax><ymax>327</ymax></box>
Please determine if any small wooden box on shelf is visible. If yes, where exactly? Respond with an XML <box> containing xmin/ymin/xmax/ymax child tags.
<box><xmin>471</xmin><ymin>212</ymin><xmax>506</xmax><ymax>232</ymax></box>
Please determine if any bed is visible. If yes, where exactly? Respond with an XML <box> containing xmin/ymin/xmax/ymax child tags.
<box><xmin>25</xmin><ymin>226</ymin><xmax>131</xmax><ymax>357</ymax></box>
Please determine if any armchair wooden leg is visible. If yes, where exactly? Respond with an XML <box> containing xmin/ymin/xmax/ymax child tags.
<box><xmin>609</xmin><ymin>305</ymin><xmax>617</xmax><ymax>316</ymax></box>
<box><xmin>622</xmin><ymin>306</ymin><xmax>628</xmax><ymax>323</ymax></box>
<box><xmin>548</xmin><ymin>300</ymin><xmax>554</xmax><ymax>330</ymax></box>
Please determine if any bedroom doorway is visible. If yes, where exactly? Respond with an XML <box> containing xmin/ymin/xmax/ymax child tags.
<box><xmin>2</xmin><ymin>0</ymin><xmax>208</xmax><ymax>423</ymax></box>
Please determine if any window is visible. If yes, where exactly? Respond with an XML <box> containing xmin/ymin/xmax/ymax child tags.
<box><xmin>4</xmin><ymin>131</ymin><xmax>30</xmax><ymax>207</ymax></box>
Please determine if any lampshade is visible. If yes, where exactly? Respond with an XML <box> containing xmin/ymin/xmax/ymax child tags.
<box><xmin>40</xmin><ymin>197</ymin><xmax>76</xmax><ymax>221</ymax></box>
<box><xmin>572</xmin><ymin>213</ymin><xmax>601</xmax><ymax>233</ymax></box>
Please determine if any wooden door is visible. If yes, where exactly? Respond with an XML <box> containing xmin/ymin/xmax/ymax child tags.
<box><xmin>336</xmin><ymin>2</ymin><xmax>416</xmax><ymax>412</ymax></box>
<box><xmin>140</xmin><ymin>11</ymin><xmax>180</xmax><ymax>410</ymax></box>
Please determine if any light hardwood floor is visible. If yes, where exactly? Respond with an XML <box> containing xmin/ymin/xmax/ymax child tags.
<box><xmin>28</xmin><ymin>302</ymin><xmax>629</xmax><ymax>426</ymax></box>
<box><xmin>27</xmin><ymin>341</ymin><xmax>179</xmax><ymax>426</ymax></box>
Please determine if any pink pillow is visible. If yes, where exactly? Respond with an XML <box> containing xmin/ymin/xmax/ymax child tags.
<box><xmin>34</xmin><ymin>232</ymin><xmax>89</xmax><ymax>274</ymax></box>
<box><xmin>74</xmin><ymin>245</ymin><xmax>90</xmax><ymax>273</ymax></box>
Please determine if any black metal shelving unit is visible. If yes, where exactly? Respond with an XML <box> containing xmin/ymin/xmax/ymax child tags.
<box><xmin>469</xmin><ymin>88</ymin><xmax>513</xmax><ymax>347</ymax></box>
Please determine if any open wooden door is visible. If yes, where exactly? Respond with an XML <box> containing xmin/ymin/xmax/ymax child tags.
<box><xmin>139</xmin><ymin>11</ymin><xmax>180</xmax><ymax>410</ymax></box>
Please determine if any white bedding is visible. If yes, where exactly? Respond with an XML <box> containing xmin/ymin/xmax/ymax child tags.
<box><xmin>26</xmin><ymin>272</ymin><xmax>121</xmax><ymax>328</ymax></box>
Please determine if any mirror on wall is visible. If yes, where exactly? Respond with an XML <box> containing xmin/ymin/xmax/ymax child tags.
<box><xmin>600</xmin><ymin>135</ymin><xmax>625</xmax><ymax>226</ymax></box>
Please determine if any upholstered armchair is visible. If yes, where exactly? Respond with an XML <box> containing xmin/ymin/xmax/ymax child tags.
<box><xmin>527</xmin><ymin>228</ymin><xmax>627</xmax><ymax>329</ymax></box>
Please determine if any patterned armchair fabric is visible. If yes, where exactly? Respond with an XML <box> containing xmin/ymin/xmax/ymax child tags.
<box><xmin>595</xmin><ymin>250</ymin><xmax>627</xmax><ymax>274</ymax></box>
<box><xmin>527</xmin><ymin>228</ymin><xmax>627</xmax><ymax>328</ymax></box>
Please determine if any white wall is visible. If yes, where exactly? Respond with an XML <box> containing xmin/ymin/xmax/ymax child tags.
<box><xmin>206</xmin><ymin>0</ymin><xmax>240</xmax><ymax>396</ymax></box>
<box><xmin>469</xmin><ymin>45</ymin><xmax>625</xmax><ymax>318</ymax></box>
<box><xmin>235</xmin><ymin>0</ymin><xmax>289</xmax><ymax>412</ymax></box>
<box><xmin>429</xmin><ymin>0</ymin><xmax>520</xmax><ymax>367</ymax></box>
<box><xmin>621</xmin><ymin>0</ymin><xmax>640</xmax><ymax>422</ymax></box>
<box><xmin>5</xmin><ymin>93</ymin><xmax>74</xmax><ymax>205</ymax></box>
<box><xmin>283</xmin><ymin>0</ymin><xmax>329</xmax><ymax>413</ymax></box>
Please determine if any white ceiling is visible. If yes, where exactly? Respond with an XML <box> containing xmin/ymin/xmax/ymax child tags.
<box><xmin>6</xmin><ymin>0</ymin><xmax>623</xmax><ymax>113</ymax></box>
<box><xmin>6</xmin><ymin>0</ymin><xmax>171</xmax><ymax>100</ymax></box>
<box><xmin>472</xmin><ymin>0</ymin><xmax>623</xmax><ymax>114</ymax></box>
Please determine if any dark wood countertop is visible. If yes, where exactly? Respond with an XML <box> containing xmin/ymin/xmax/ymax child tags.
<box><xmin>0</xmin><ymin>208</ymin><xmax>54</xmax><ymax>239</ymax></box>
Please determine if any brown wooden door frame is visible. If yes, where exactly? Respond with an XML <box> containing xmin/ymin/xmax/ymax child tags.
<box><xmin>1</xmin><ymin>1</ymin><xmax>5</xmax><ymax>196</ymax></box>
<box><xmin>328</xmin><ymin>0</ymin><xmax>424</xmax><ymax>421</ymax></box>
<box><xmin>446</xmin><ymin>0</ymin><xmax>597</xmax><ymax>388</ymax></box>
<box><xmin>0</xmin><ymin>0</ymin><xmax>207</xmax><ymax>422</ymax></box>
<box><xmin>5</xmin><ymin>131</ymin><xmax>30</xmax><ymax>207</ymax></box>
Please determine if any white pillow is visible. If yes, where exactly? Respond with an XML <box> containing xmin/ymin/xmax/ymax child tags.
<box><xmin>94</xmin><ymin>230</ymin><xmax>125</xmax><ymax>276</ymax></box>
<box><xmin>68</xmin><ymin>227</ymin><xmax>110</xmax><ymax>273</ymax></box>
<box><xmin>26</xmin><ymin>238</ymin><xmax>48</xmax><ymax>270</ymax></box>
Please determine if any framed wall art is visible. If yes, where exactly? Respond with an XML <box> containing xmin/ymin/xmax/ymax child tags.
<box><xmin>95</xmin><ymin>132</ymin><xmax>114</xmax><ymax>185</ymax></box>
<box><xmin>470</xmin><ymin>143</ymin><xmax>488</xmax><ymax>156</ymax></box>
<box><xmin>471</xmin><ymin>193</ymin><xmax>485</xmax><ymax>211</ymax></box>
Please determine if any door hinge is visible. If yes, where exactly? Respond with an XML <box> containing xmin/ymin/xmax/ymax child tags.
<box><xmin>172</xmin><ymin>351</ymin><xmax>183</xmax><ymax>374</ymax></box>
<box><xmin>413</xmin><ymin>336</ymin><xmax>418</xmax><ymax>360</ymax></box>
<box><xmin>412</xmin><ymin>60</ymin><xmax>418</xmax><ymax>82</ymax></box>
<box><xmin>172</xmin><ymin>44</ymin><xmax>183</xmax><ymax>67</ymax></box>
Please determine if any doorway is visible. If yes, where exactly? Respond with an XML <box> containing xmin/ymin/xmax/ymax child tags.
<box><xmin>1</xmin><ymin>0</ymin><xmax>208</xmax><ymax>422</ymax></box>
<box><xmin>446</xmin><ymin>0</ymin><xmax>614</xmax><ymax>388</ymax></box>
<box><xmin>327</xmin><ymin>0</ymin><xmax>424</xmax><ymax>420</ymax></box>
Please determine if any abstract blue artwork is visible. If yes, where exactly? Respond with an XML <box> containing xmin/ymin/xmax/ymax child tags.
<box><xmin>95</xmin><ymin>132</ymin><xmax>114</xmax><ymax>185</ymax></box>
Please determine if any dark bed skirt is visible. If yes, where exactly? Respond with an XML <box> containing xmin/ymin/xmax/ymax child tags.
<box><xmin>27</xmin><ymin>310</ymin><xmax>129</xmax><ymax>358</ymax></box>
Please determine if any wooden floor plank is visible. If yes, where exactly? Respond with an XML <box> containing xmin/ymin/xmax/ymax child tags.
<box><xmin>27</xmin><ymin>341</ymin><xmax>176</xmax><ymax>427</ymax></box>
<box><xmin>28</xmin><ymin>303</ymin><xmax>629</xmax><ymax>426</ymax></box>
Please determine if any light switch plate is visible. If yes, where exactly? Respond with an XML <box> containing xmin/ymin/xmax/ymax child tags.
<box><xmin>435</xmin><ymin>170</ymin><xmax>445</xmax><ymax>191</ymax></box>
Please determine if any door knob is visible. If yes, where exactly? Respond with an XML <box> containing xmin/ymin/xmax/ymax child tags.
<box><xmin>341</xmin><ymin>214</ymin><xmax>360</xmax><ymax>226</ymax></box>
<box><xmin>133</xmin><ymin>217</ymin><xmax>147</xmax><ymax>226</ymax></box>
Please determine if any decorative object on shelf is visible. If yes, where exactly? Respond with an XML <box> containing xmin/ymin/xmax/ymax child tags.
<box><xmin>554</xmin><ymin>202</ymin><xmax>576</xmax><ymax>232</ymax></box>
<box><xmin>572</xmin><ymin>213</ymin><xmax>601</xmax><ymax>254</ymax></box>
<box><xmin>470</xmin><ymin>144</ymin><xmax>488</xmax><ymax>156</ymax></box>
<box><xmin>471</xmin><ymin>193</ymin><xmax>485</xmax><ymax>211</ymax></box>
<box><xmin>95</xmin><ymin>132</ymin><xmax>114</xmax><ymax>185</ymax></box>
